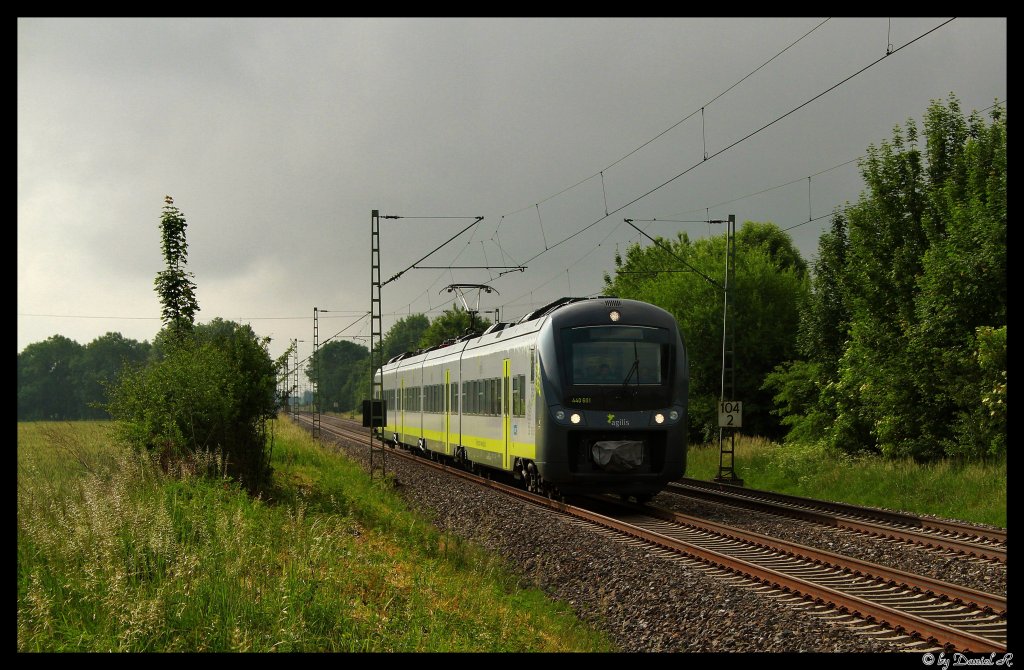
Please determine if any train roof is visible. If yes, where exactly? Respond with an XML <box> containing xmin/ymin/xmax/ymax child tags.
<box><xmin>377</xmin><ymin>296</ymin><xmax>675</xmax><ymax>370</ymax></box>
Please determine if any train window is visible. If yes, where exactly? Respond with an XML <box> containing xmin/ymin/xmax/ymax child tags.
<box><xmin>511</xmin><ymin>375</ymin><xmax>519</xmax><ymax>416</ymax></box>
<box><xmin>563</xmin><ymin>326</ymin><xmax>670</xmax><ymax>386</ymax></box>
<box><xmin>514</xmin><ymin>374</ymin><xmax>526</xmax><ymax>417</ymax></box>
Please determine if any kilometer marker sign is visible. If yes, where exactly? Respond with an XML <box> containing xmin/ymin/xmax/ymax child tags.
<box><xmin>718</xmin><ymin>401</ymin><xmax>742</xmax><ymax>428</ymax></box>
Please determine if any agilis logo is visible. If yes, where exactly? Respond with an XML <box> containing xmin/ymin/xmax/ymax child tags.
<box><xmin>606</xmin><ymin>413</ymin><xmax>630</xmax><ymax>427</ymax></box>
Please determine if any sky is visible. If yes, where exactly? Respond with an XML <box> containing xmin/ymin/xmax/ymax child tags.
<box><xmin>18</xmin><ymin>17</ymin><xmax>1007</xmax><ymax>366</ymax></box>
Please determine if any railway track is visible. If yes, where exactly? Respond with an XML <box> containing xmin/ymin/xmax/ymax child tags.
<box><xmin>306</xmin><ymin>413</ymin><xmax>1006</xmax><ymax>565</ymax></box>
<box><xmin>668</xmin><ymin>478</ymin><xmax>1006</xmax><ymax>564</ymax></box>
<box><xmin>296</xmin><ymin>413</ymin><xmax>1007</xmax><ymax>652</ymax></box>
<box><xmin>581</xmin><ymin>496</ymin><xmax>1007</xmax><ymax>652</ymax></box>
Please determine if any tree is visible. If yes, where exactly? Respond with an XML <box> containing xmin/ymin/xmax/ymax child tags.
<box><xmin>153</xmin><ymin>195</ymin><xmax>199</xmax><ymax>339</ymax></box>
<box><xmin>419</xmin><ymin>305</ymin><xmax>491</xmax><ymax>349</ymax></box>
<box><xmin>906</xmin><ymin>100</ymin><xmax>1006</xmax><ymax>459</ymax></box>
<box><xmin>79</xmin><ymin>332</ymin><xmax>152</xmax><ymax>419</ymax></box>
<box><xmin>109</xmin><ymin>197</ymin><xmax>280</xmax><ymax>490</ymax></box>
<box><xmin>770</xmin><ymin>95</ymin><xmax>1006</xmax><ymax>461</ymax></box>
<box><xmin>109</xmin><ymin>319</ymin><xmax>279</xmax><ymax>488</ymax></box>
<box><xmin>381</xmin><ymin>314</ymin><xmax>430</xmax><ymax>361</ymax></box>
<box><xmin>17</xmin><ymin>335</ymin><xmax>85</xmax><ymax>420</ymax></box>
<box><xmin>796</xmin><ymin>211</ymin><xmax>851</xmax><ymax>370</ymax></box>
<box><xmin>307</xmin><ymin>340</ymin><xmax>369</xmax><ymax>412</ymax></box>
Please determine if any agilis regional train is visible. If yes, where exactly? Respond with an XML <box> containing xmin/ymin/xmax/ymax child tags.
<box><xmin>375</xmin><ymin>296</ymin><xmax>688</xmax><ymax>502</ymax></box>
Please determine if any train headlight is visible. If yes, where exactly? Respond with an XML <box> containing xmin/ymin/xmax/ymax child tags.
<box><xmin>609</xmin><ymin>310</ymin><xmax>621</xmax><ymax>322</ymax></box>
<box><xmin>654</xmin><ymin>413</ymin><xmax>665</xmax><ymax>424</ymax></box>
<box><xmin>555</xmin><ymin>409</ymin><xmax>565</xmax><ymax>421</ymax></box>
<box><xmin>669</xmin><ymin>409</ymin><xmax>679</xmax><ymax>421</ymax></box>
<box><xmin>570</xmin><ymin>412</ymin><xmax>582</xmax><ymax>424</ymax></box>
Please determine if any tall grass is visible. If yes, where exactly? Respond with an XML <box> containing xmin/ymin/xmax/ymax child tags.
<box><xmin>17</xmin><ymin>420</ymin><xmax>614</xmax><ymax>652</ymax></box>
<box><xmin>685</xmin><ymin>436</ymin><xmax>1006</xmax><ymax>527</ymax></box>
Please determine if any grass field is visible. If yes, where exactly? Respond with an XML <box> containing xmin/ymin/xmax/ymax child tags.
<box><xmin>17</xmin><ymin>420</ymin><xmax>615</xmax><ymax>652</ymax></box>
<box><xmin>685</xmin><ymin>436</ymin><xmax>1007</xmax><ymax>527</ymax></box>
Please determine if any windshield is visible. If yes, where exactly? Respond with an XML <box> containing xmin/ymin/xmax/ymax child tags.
<box><xmin>563</xmin><ymin>325</ymin><xmax>669</xmax><ymax>385</ymax></box>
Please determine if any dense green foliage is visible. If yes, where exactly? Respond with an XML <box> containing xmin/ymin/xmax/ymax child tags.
<box><xmin>306</xmin><ymin>340</ymin><xmax>369</xmax><ymax>413</ymax></box>
<box><xmin>604</xmin><ymin>222</ymin><xmax>809</xmax><ymax>443</ymax></box>
<box><xmin>766</xmin><ymin>96</ymin><xmax>1006</xmax><ymax>461</ymax></box>
<box><xmin>18</xmin><ymin>333</ymin><xmax>153</xmax><ymax>420</ymax></box>
<box><xmin>418</xmin><ymin>305</ymin><xmax>491</xmax><ymax>348</ymax></box>
<box><xmin>107</xmin><ymin>319</ymin><xmax>279</xmax><ymax>489</ymax></box>
<box><xmin>381</xmin><ymin>314</ymin><xmax>430</xmax><ymax>360</ymax></box>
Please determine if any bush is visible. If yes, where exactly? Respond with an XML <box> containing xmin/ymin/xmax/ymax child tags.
<box><xmin>108</xmin><ymin>320</ymin><xmax>278</xmax><ymax>490</ymax></box>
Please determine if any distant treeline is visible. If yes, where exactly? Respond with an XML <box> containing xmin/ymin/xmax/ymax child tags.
<box><xmin>17</xmin><ymin>305</ymin><xmax>491</xmax><ymax>422</ymax></box>
<box><xmin>18</xmin><ymin>332</ymin><xmax>153</xmax><ymax>421</ymax></box>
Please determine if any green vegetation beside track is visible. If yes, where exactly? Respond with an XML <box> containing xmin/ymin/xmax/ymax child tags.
<box><xmin>17</xmin><ymin>420</ymin><xmax>615</xmax><ymax>652</ymax></box>
<box><xmin>686</xmin><ymin>436</ymin><xmax>1006</xmax><ymax>527</ymax></box>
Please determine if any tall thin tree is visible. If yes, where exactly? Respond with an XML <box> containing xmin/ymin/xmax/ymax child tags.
<box><xmin>154</xmin><ymin>195</ymin><xmax>199</xmax><ymax>338</ymax></box>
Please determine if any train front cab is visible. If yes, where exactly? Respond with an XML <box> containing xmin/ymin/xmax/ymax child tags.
<box><xmin>533</xmin><ymin>299</ymin><xmax>688</xmax><ymax>497</ymax></box>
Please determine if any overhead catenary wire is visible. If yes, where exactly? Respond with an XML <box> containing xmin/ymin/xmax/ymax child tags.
<box><xmin>623</xmin><ymin>219</ymin><xmax>723</xmax><ymax>290</ymax></box>
<box><xmin>362</xmin><ymin>19</ymin><xmax>971</xmax><ymax>326</ymax></box>
<box><xmin>382</xmin><ymin>216</ymin><xmax>484</xmax><ymax>286</ymax></box>
<box><xmin>499</xmin><ymin>30</ymin><xmax>998</xmax><ymax>320</ymax></box>
<box><xmin>504</xmin><ymin>18</ymin><xmax>957</xmax><ymax>276</ymax></box>
<box><xmin>382</xmin><ymin>20</ymin><xmax>983</xmax><ymax>327</ymax></box>
<box><xmin>493</xmin><ymin>18</ymin><xmax>834</xmax><ymax>233</ymax></box>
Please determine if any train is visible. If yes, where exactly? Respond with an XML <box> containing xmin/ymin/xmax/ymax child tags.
<box><xmin>374</xmin><ymin>296</ymin><xmax>688</xmax><ymax>502</ymax></box>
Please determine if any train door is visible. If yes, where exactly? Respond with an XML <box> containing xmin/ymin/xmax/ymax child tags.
<box><xmin>503</xmin><ymin>358</ymin><xmax>511</xmax><ymax>469</ymax></box>
<box><xmin>399</xmin><ymin>377</ymin><xmax>405</xmax><ymax>440</ymax></box>
<box><xmin>444</xmin><ymin>368</ymin><xmax>451</xmax><ymax>456</ymax></box>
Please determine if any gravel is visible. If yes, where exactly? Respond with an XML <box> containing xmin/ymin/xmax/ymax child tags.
<box><xmin>318</xmin><ymin>429</ymin><xmax>997</xmax><ymax>653</ymax></box>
